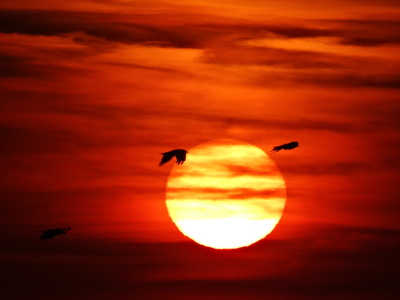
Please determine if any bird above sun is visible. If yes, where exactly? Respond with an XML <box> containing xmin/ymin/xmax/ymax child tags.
<box><xmin>270</xmin><ymin>141</ymin><xmax>299</xmax><ymax>153</ymax></box>
<box><xmin>165</xmin><ymin>139</ymin><xmax>287</xmax><ymax>249</ymax></box>
<box><xmin>159</xmin><ymin>149</ymin><xmax>188</xmax><ymax>166</ymax></box>
<box><xmin>38</xmin><ymin>227</ymin><xmax>71</xmax><ymax>240</ymax></box>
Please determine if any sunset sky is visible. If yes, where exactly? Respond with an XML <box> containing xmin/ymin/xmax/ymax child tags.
<box><xmin>1</xmin><ymin>0</ymin><xmax>399</xmax><ymax>299</ymax></box>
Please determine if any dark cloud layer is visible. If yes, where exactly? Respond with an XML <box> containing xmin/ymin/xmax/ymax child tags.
<box><xmin>0</xmin><ymin>9</ymin><xmax>202</xmax><ymax>47</ymax></box>
<box><xmin>0</xmin><ymin>52</ymin><xmax>36</xmax><ymax>77</ymax></box>
<box><xmin>1</xmin><ymin>9</ymin><xmax>399</xmax><ymax>90</ymax></box>
<box><xmin>1</xmin><ymin>224</ymin><xmax>399</xmax><ymax>300</ymax></box>
<box><xmin>1</xmin><ymin>9</ymin><xmax>400</xmax><ymax>48</ymax></box>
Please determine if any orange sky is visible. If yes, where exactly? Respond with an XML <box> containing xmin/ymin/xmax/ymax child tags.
<box><xmin>0</xmin><ymin>0</ymin><xmax>399</xmax><ymax>299</ymax></box>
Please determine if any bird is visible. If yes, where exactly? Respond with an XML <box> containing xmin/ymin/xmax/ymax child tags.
<box><xmin>38</xmin><ymin>227</ymin><xmax>71</xmax><ymax>240</ymax></box>
<box><xmin>270</xmin><ymin>141</ymin><xmax>299</xmax><ymax>153</ymax></box>
<box><xmin>159</xmin><ymin>149</ymin><xmax>188</xmax><ymax>166</ymax></box>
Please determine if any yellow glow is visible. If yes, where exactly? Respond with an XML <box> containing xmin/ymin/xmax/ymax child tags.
<box><xmin>166</xmin><ymin>139</ymin><xmax>286</xmax><ymax>249</ymax></box>
<box><xmin>175</xmin><ymin>218</ymin><xmax>279</xmax><ymax>249</ymax></box>
<box><xmin>240</xmin><ymin>37</ymin><xmax>399</xmax><ymax>59</ymax></box>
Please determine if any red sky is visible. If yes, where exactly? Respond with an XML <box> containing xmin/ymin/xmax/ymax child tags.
<box><xmin>0</xmin><ymin>1</ymin><xmax>399</xmax><ymax>299</ymax></box>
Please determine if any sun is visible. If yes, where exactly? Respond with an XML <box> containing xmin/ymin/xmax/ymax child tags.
<box><xmin>165</xmin><ymin>139</ymin><xmax>287</xmax><ymax>249</ymax></box>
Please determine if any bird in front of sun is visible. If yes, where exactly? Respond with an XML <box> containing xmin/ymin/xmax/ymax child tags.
<box><xmin>159</xmin><ymin>149</ymin><xmax>188</xmax><ymax>166</ymax></box>
<box><xmin>270</xmin><ymin>141</ymin><xmax>299</xmax><ymax>153</ymax></box>
<box><xmin>38</xmin><ymin>227</ymin><xmax>71</xmax><ymax>240</ymax></box>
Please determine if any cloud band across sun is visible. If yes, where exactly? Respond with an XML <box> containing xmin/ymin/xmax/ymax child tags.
<box><xmin>166</xmin><ymin>139</ymin><xmax>286</xmax><ymax>249</ymax></box>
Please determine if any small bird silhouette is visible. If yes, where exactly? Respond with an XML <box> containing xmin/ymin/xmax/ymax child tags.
<box><xmin>38</xmin><ymin>227</ymin><xmax>71</xmax><ymax>240</ymax></box>
<box><xmin>271</xmin><ymin>141</ymin><xmax>299</xmax><ymax>153</ymax></box>
<box><xmin>159</xmin><ymin>149</ymin><xmax>188</xmax><ymax>166</ymax></box>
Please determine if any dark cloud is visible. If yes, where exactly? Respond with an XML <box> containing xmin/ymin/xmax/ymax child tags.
<box><xmin>0</xmin><ymin>9</ymin><xmax>203</xmax><ymax>48</ymax></box>
<box><xmin>0</xmin><ymin>49</ymin><xmax>95</xmax><ymax>80</ymax></box>
<box><xmin>298</xmin><ymin>73</ymin><xmax>400</xmax><ymax>89</ymax></box>
<box><xmin>1</xmin><ymin>224</ymin><xmax>399</xmax><ymax>300</ymax></box>
<box><xmin>330</xmin><ymin>19</ymin><xmax>400</xmax><ymax>46</ymax></box>
<box><xmin>246</xmin><ymin>69</ymin><xmax>400</xmax><ymax>89</ymax></box>
<box><xmin>339</xmin><ymin>36</ymin><xmax>400</xmax><ymax>47</ymax></box>
<box><xmin>0</xmin><ymin>88</ymin><xmax>196</xmax><ymax>155</ymax></box>
<box><xmin>1</xmin><ymin>9</ymin><xmax>399</xmax><ymax>93</ymax></box>
<box><xmin>103</xmin><ymin>61</ymin><xmax>188</xmax><ymax>73</ymax></box>
<box><xmin>0</xmin><ymin>184</ymin><xmax>171</xmax><ymax>245</ymax></box>
<box><xmin>2</xmin><ymin>9</ymin><xmax>399</xmax><ymax>51</ymax></box>
<box><xmin>202</xmin><ymin>45</ymin><xmax>399</xmax><ymax>89</ymax></box>
<box><xmin>0</xmin><ymin>52</ymin><xmax>37</xmax><ymax>77</ymax></box>
<box><xmin>346</xmin><ymin>227</ymin><xmax>400</xmax><ymax>244</ymax></box>
<box><xmin>0</xmin><ymin>124</ymin><xmax>79</xmax><ymax>154</ymax></box>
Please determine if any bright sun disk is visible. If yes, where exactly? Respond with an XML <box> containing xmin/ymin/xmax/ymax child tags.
<box><xmin>166</xmin><ymin>139</ymin><xmax>286</xmax><ymax>249</ymax></box>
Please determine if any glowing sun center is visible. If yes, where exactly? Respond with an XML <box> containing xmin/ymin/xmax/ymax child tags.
<box><xmin>166</xmin><ymin>139</ymin><xmax>286</xmax><ymax>249</ymax></box>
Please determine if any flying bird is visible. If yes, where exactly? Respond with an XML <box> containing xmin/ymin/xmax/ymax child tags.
<box><xmin>270</xmin><ymin>141</ymin><xmax>299</xmax><ymax>153</ymax></box>
<box><xmin>159</xmin><ymin>149</ymin><xmax>188</xmax><ymax>166</ymax></box>
<box><xmin>38</xmin><ymin>227</ymin><xmax>71</xmax><ymax>240</ymax></box>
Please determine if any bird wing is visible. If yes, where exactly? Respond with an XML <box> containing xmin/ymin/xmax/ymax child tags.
<box><xmin>39</xmin><ymin>227</ymin><xmax>71</xmax><ymax>239</ymax></box>
<box><xmin>159</xmin><ymin>152</ymin><xmax>174</xmax><ymax>166</ymax></box>
<box><xmin>270</xmin><ymin>145</ymin><xmax>283</xmax><ymax>153</ymax></box>
<box><xmin>271</xmin><ymin>141</ymin><xmax>299</xmax><ymax>152</ymax></box>
<box><xmin>54</xmin><ymin>228</ymin><xmax>68</xmax><ymax>234</ymax></box>
<box><xmin>283</xmin><ymin>142</ymin><xmax>299</xmax><ymax>150</ymax></box>
<box><xmin>40</xmin><ymin>230</ymin><xmax>56</xmax><ymax>239</ymax></box>
<box><xmin>175</xmin><ymin>150</ymin><xmax>187</xmax><ymax>163</ymax></box>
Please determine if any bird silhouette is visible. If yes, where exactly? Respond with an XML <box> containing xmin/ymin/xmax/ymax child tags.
<box><xmin>38</xmin><ymin>227</ymin><xmax>71</xmax><ymax>240</ymax></box>
<box><xmin>271</xmin><ymin>141</ymin><xmax>299</xmax><ymax>153</ymax></box>
<box><xmin>159</xmin><ymin>149</ymin><xmax>188</xmax><ymax>166</ymax></box>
